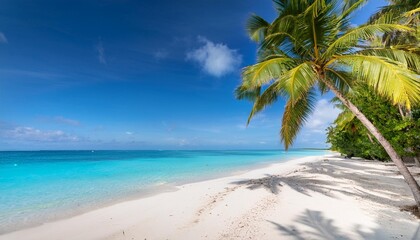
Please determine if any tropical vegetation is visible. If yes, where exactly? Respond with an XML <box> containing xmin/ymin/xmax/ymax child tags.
<box><xmin>326</xmin><ymin>85</ymin><xmax>420</xmax><ymax>164</ymax></box>
<box><xmin>236</xmin><ymin>0</ymin><xmax>420</xmax><ymax>209</ymax></box>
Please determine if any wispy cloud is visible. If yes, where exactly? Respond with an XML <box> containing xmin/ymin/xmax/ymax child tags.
<box><xmin>2</xmin><ymin>126</ymin><xmax>81</xmax><ymax>142</ymax></box>
<box><xmin>37</xmin><ymin>116</ymin><xmax>80</xmax><ymax>126</ymax></box>
<box><xmin>125</xmin><ymin>131</ymin><xmax>134</xmax><ymax>135</ymax></box>
<box><xmin>186</xmin><ymin>36</ymin><xmax>242</xmax><ymax>77</ymax></box>
<box><xmin>96</xmin><ymin>40</ymin><xmax>106</xmax><ymax>64</ymax></box>
<box><xmin>0</xmin><ymin>32</ymin><xmax>7</xmax><ymax>43</ymax></box>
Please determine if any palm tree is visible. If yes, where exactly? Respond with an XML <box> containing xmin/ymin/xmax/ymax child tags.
<box><xmin>369</xmin><ymin>0</ymin><xmax>419</xmax><ymax>48</ymax></box>
<box><xmin>369</xmin><ymin>0</ymin><xmax>420</xmax><ymax>118</ymax></box>
<box><xmin>236</xmin><ymin>0</ymin><xmax>420</xmax><ymax>208</ymax></box>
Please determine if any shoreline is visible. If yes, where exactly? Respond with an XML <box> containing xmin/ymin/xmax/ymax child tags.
<box><xmin>2</xmin><ymin>153</ymin><xmax>419</xmax><ymax>240</ymax></box>
<box><xmin>0</xmin><ymin>153</ymin><xmax>329</xmax><ymax>234</ymax></box>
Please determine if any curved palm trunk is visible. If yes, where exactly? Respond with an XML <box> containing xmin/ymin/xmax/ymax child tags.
<box><xmin>321</xmin><ymin>79</ymin><xmax>420</xmax><ymax>210</ymax></box>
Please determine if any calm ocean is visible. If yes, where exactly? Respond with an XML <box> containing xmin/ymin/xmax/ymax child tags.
<box><xmin>0</xmin><ymin>149</ymin><xmax>328</xmax><ymax>233</ymax></box>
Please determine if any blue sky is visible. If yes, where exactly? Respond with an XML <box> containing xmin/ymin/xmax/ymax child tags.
<box><xmin>0</xmin><ymin>0</ymin><xmax>387</xmax><ymax>150</ymax></box>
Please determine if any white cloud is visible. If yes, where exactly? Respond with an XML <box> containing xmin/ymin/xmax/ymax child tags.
<box><xmin>186</xmin><ymin>36</ymin><xmax>242</xmax><ymax>77</ymax></box>
<box><xmin>4</xmin><ymin>126</ymin><xmax>80</xmax><ymax>142</ymax></box>
<box><xmin>96</xmin><ymin>40</ymin><xmax>106</xmax><ymax>64</ymax></box>
<box><xmin>305</xmin><ymin>99</ymin><xmax>341</xmax><ymax>132</ymax></box>
<box><xmin>125</xmin><ymin>131</ymin><xmax>134</xmax><ymax>135</ymax></box>
<box><xmin>0</xmin><ymin>32</ymin><xmax>7</xmax><ymax>43</ymax></box>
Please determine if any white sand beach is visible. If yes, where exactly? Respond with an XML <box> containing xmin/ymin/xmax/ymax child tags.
<box><xmin>1</xmin><ymin>154</ymin><xmax>420</xmax><ymax>240</ymax></box>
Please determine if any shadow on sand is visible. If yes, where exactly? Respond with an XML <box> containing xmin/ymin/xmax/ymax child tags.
<box><xmin>268</xmin><ymin>209</ymin><xmax>420</xmax><ymax>240</ymax></box>
<box><xmin>231</xmin><ymin>157</ymin><xmax>414</xmax><ymax>206</ymax></box>
<box><xmin>230</xmin><ymin>157</ymin><xmax>420</xmax><ymax>239</ymax></box>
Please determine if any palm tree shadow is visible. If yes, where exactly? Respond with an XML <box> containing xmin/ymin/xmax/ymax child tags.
<box><xmin>269</xmin><ymin>210</ymin><xmax>347</xmax><ymax>240</ymax></box>
<box><xmin>269</xmin><ymin>210</ymin><xmax>420</xmax><ymax>240</ymax></box>
<box><xmin>231</xmin><ymin>173</ymin><xmax>339</xmax><ymax>197</ymax></box>
<box><xmin>231</xmin><ymin>158</ymin><xmax>414</xmax><ymax>206</ymax></box>
<box><xmin>231</xmin><ymin>174</ymin><xmax>284</xmax><ymax>194</ymax></box>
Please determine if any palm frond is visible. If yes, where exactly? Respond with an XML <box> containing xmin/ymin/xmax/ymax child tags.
<box><xmin>260</xmin><ymin>31</ymin><xmax>297</xmax><ymax>49</ymax></box>
<box><xmin>404</xmin><ymin>7</ymin><xmax>420</xmax><ymax>17</ymax></box>
<box><xmin>270</xmin><ymin>14</ymin><xmax>296</xmax><ymax>36</ymax></box>
<box><xmin>234</xmin><ymin>85</ymin><xmax>260</xmax><ymax>101</ymax></box>
<box><xmin>272</xmin><ymin>0</ymin><xmax>286</xmax><ymax>14</ymax></box>
<box><xmin>241</xmin><ymin>57</ymin><xmax>296</xmax><ymax>89</ymax></box>
<box><xmin>281</xmin><ymin>88</ymin><xmax>317</xmax><ymax>150</ymax></box>
<box><xmin>341</xmin><ymin>0</ymin><xmax>368</xmax><ymax>19</ymax></box>
<box><xmin>323</xmin><ymin>24</ymin><xmax>413</xmax><ymax>58</ymax></box>
<box><xmin>331</xmin><ymin>55</ymin><xmax>420</xmax><ymax>109</ymax></box>
<box><xmin>246</xmin><ymin>81</ymin><xmax>287</xmax><ymax>125</ymax></box>
<box><xmin>246</xmin><ymin>14</ymin><xmax>270</xmax><ymax>42</ymax></box>
<box><xmin>325</xmin><ymin>68</ymin><xmax>354</xmax><ymax>94</ymax></box>
<box><xmin>256</xmin><ymin>48</ymin><xmax>290</xmax><ymax>62</ymax></box>
<box><xmin>330</xmin><ymin>96</ymin><xmax>347</xmax><ymax>110</ymax></box>
<box><xmin>277</xmin><ymin>62</ymin><xmax>318</xmax><ymax>103</ymax></box>
<box><xmin>261</xmin><ymin>31</ymin><xmax>314</xmax><ymax>59</ymax></box>
<box><xmin>244</xmin><ymin>61</ymin><xmax>318</xmax><ymax>125</ymax></box>
<box><xmin>304</xmin><ymin>0</ymin><xmax>327</xmax><ymax>18</ymax></box>
<box><xmin>355</xmin><ymin>48</ymin><xmax>420</xmax><ymax>73</ymax></box>
<box><xmin>318</xmin><ymin>81</ymin><xmax>329</xmax><ymax>95</ymax></box>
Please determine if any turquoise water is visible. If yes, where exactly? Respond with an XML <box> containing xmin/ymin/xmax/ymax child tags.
<box><xmin>0</xmin><ymin>150</ymin><xmax>328</xmax><ymax>233</ymax></box>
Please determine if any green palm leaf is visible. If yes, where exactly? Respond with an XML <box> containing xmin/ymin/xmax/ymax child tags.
<box><xmin>270</xmin><ymin>14</ymin><xmax>297</xmax><ymax>34</ymax></box>
<box><xmin>234</xmin><ymin>86</ymin><xmax>260</xmax><ymax>102</ymax></box>
<box><xmin>245</xmin><ymin>81</ymin><xmax>286</xmax><ymax>125</ymax></box>
<box><xmin>341</xmin><ymin>0</ymin><xmax>368</xmax><ymax>19</ymax></box>
<box><xmin>281</xmin><ymin>88</ymin><xmax>317</xmax><ymax>150</ymax></box>
<box><xmin>243</xmin><ymin>62</ymin><xmax>317</xmax><ymax>125</ymax></box>
<box><xmin>278</xmin><ymin>62</ymin><xmax>318</xmax><ymax>102</ymax></box>
<box><xmin>331</xmin><ymin>55</ymin><xmax>420</xmax><ymax>109</ymax></box>
<box><xmin>246</xmin><ymin>14</ymin><xmax>270</xmax><ymax>42</ymax></box>
<box><xmin>404</xmin><ymin>7</ymin><xmax>420</xmax><ymax>17</ymax></box>
<box><xmin>355</xmin><ymin>48</ymin><xmax>420</xmax><ymax>73</ymax></box>
<box><xmin>241</xmin><ymin>57</ymin><xmax>296</xmax><ymax>88</ymax></box>
<box><xmin>325</xmin><ymin>68</ymin><xmax>354</xmax><ymax>93</ymax></box>
<box><xmin>303</xmin><ymin>0</ymin><xmax>327</xmax><ymax>18</ymax></box>
<box><xmin>323</xmin><ymin>24</ymin><xmax>413</xmax><ymax>58</ymax></box>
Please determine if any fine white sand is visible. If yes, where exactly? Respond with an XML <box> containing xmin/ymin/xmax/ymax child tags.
<box><xmin>1</xmin><ymin>155</ymin><xmax>420</xmax><ymax>240</ymax></box>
